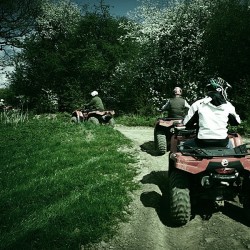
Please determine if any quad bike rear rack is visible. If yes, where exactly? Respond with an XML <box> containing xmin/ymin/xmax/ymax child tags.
<box><xmin>178</xmin><ymin>143</ymin><xmax>250</xmax><ymax>158</ymax></box>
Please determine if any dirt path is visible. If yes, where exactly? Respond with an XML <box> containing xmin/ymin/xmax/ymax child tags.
<box><xmin>87</xmin><ymin>125</ymin><xmax>250</xmax><ymax>250</ymax></box>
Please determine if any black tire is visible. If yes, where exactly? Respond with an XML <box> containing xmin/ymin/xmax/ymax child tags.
<box><xmin>108</xmin><ymin>118</ymin><xmax>115</xmax><ymax>127</ymax></box>
<box><xmin>169</xmin><ymin>169</ymin><xmax>191</xmax><ymax>226</ymax></box>
<box><xmin>70</xmin><ymin>116</ymin><xmax>78</xmax><ymax>123</ymax></box>
<box><xmin>242</xmin><ymin>177</ymin><xmax>250</xmax><ymax>221</ymax></box>
<box><xmin>168</xmin><ymin>154</ymin><xmax>175</xmax><ymax>174</ymax></box>
<box><xmin>88</xmin><ymin>117</ymin><xmax>99</xmax><ymax>125</ymax></box>
<box><xmin>154</xmin><ymin>129</ymin><xmax>167</xmax><ymax>155</ymax></box>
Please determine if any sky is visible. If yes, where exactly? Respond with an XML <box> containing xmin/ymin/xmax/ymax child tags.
<box><xmin>0</xmin><ymin>66</ymin><xmax>12</xmax><ymax>88</ymax></box>
<box><xmin>74</xmin><ymin>0</ymin><xmax>142</xmax><ymax>17</ymax></box>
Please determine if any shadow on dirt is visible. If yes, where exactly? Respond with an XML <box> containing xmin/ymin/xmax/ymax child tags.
<box><xmin>193</xmin><ymin>200</ymin><xmax>250</xmax><ymax>227</ymax></box>
<box><xmin>140</xmin><ymin>170</ymin><xmax>250</xmax><ymax>227</ymax></box>
<box><xmin>220</xmin><ymin>202</ymin><xmax>250</xmax><ymax>227</ymax></box>
<box><xmin>140</xmin><ymin>141</ymin><xmax>159</xmax><ymax>156</ymax></box>
<box><xmin>140</xmin><ymin>171</ymin><xmax>171</xmax><ymax>226</ymax></box>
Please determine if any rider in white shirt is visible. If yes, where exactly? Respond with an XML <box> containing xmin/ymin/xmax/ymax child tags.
<box><xmin>183</xmin><ymin>77</ymin><xmax>241</xmax><ymax>148</ymax></box>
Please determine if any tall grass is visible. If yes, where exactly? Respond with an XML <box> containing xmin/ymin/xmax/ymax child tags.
<box><xmin>0</xmin><ymin>109</ymin><xmax>28</xmax><ymax>125</ymax></box>
<box><xmin>0</xmin><ymin>115</ymin><xmax>139</xmax><ymax>249</ymax></box>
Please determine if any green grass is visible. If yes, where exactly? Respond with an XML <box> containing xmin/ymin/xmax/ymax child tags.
<box><xmin>0</xmin><ymin>115</ymin><xmax>139</xmax><ymax>249</ymax></box>
<box><xmin>115</xmin><ymin>114</ymin><xmax>157</xmax><ymax>127</ymax></box>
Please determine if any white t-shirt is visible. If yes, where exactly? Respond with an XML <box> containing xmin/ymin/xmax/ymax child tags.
<box><xmin>183</xmin><ymin>97</ymin><xmax>241</xmax><ymax>139</ymax></box>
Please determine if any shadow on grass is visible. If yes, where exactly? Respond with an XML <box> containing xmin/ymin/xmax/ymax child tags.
<box><xmin>140</xmin><ymin>170</ymin><xmax>250</xmax><ymax>227</ymax></box>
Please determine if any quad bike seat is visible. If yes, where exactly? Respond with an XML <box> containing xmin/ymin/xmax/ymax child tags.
<box><xmin>174</xmin><ymin>127</ymin><xmax>196</xmax><ymax>136</ymax></box>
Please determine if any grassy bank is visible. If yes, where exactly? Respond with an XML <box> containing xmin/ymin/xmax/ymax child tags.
<box><xmin>0</xmin><ymin>115</ymin><xmax>139</xmax><ymax>249</ymax></box>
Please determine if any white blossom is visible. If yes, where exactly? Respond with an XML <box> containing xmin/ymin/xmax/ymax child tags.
<box><xmin>36</xmin><ymin>0</ymin><xmax>81</xmax><ymax>40</ymax></box>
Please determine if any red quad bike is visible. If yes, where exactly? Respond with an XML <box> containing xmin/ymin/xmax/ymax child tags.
<box><xmin>154</xmin><ymin>118</ymin><xmax>182</xmax><ymax>155</ymax></box>
<box><xmin>71</xmin><ymin>109</ymin><xmax>115</xmax><ymax>126</ymax></box>
<box><xmin>168</xmin><ymin>122</ymin><xmax>250</xmax><ymax>226</ymax></box>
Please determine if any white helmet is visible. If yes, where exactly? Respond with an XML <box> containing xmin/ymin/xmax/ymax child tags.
<box><xmin>0</xmin><ymin>99</ymin><xmax>4</xmax><ymax>102</ymax></box>
<box><xmin>91</xmin><ymin>91</ymin><xmax>98</xmax><ymax>97</ymax></box>
<box><xmin>173</xmin><ymin>87</ymin><xmax>182</xmax><ymax>95</ymax></box>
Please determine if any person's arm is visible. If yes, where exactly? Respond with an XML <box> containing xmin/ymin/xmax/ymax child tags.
<box><xmin>185</xmin><ymin>100</ymin><xmax>191</xmax><ymax>109</ymax></box>
<box><xmin>88</xmin><ymin>98</ymin><xmax>95</xmax><ymax>106</ymax></box>
<box><xmin>227</xmin><ymin>102</ymin><xmax>241</xmax><ymax>126</ymax></box>
<box><xmin>161</xmin><ymin>99</ymin><xmax>170</xmax><ymax>111</ymax></box>
<box><xmin>183</xmin><ymin>100</ymin><xmax>199</xmax><ymax>128</ymax></box>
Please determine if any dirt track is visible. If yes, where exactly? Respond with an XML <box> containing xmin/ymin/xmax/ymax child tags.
<box><xmin>87</xmin><ymin>125</ymin><xmax>250</xmax><ymax>250</ymax></box>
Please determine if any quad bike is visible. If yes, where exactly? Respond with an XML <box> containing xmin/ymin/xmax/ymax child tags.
<box><xmin>154</xmin><ymin>117</ymin><xmax>182</xmax><ymax>155</ymax></box>
<box><xmin>71</xmin><ymin>108</ymin><xmax>115</xmax><ymax>126</ymax></box>
<box><xmin>0</xmin><ymin>105</ymin><xmax>13</xmax><ymax>112</ymax></box>
<box><xmin>167</xmin><ymin>122</ymin><xmax>250</xmax><ymax>226</ymax></box>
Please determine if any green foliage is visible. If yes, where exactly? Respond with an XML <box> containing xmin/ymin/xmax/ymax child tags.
<box><xmin>204</xmin><ymin>0</ymin><xmax>250</xmax><ymax>119</ymax></box>
<box><xmin>0</xmin><ymin>115</ymin><xmax>138</xmax><ymax>249</ymax></box>
<box><xmin>0</xmin><ymin>0</ymin><xmax>43</xmax><ymax>67</ymax></box>
<box><xmin>229</xmin><ymin>120</ymin><xmax>250</xmax><ymax>136</ymax></box>
<box><xmin>111</xmin><ymin>0</ymin><xmax>250</xmax><ymax>116</ymax></box>
<box><xmin>9</xmin><ymin>0</ymin><xmax>136</xmax><ymax>113</ymax></box>
<box><xmin>111</xmin><ymin>0</ymin><xmax>216</xmax><ymax>113</ymax></box>
<box><xmin>0</xmin><ymin>87</ymin><xmax>16</xmax><ymax>106</ymax></box>
<box><xmin>205</xmin><ymin>0</ymin><xmax>250</xmax><ymax>79</ymax></box>
<box><xmin>7</xmin><ymin>0</ymin><xmax>250</xmax><ymax>118</ymax></box>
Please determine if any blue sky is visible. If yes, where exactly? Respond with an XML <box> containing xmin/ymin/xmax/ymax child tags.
<box><xmin>74</xmin><ymin>0</ymin><xmax>142</xmax><ymax>17</ymax></box>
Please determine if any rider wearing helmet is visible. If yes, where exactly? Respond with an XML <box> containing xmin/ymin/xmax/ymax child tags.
<box><xmin>161</xmin><ymin>87</ymin><xmax>190</xmax><ymax>118</ymax></box>
<box><xmin>87</xmin><ymin>91</ymin><xmax>104</xmax><ymax>111</ymax></box>
<box><xmin>0</xmin><ymin>99</ymin><xmax>5</xmax><ymax>111</ymax></box>
<box><xmin>183</xmin><ymin>77</ymin><xmax>241</xmax><ymax>148</ymax></box>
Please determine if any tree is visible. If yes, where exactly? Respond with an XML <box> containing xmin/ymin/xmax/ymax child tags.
<box><xmin>204</xmin><ymin>0</ymin><xmax>250</xmax><ymax>119</ymax></box>
<box><xmin>111</xmin><ymin>0</ymin><xmax>250</xmax><ymax>117</ymax></box>
<box><xmin>0</xmin><ymin>0</ymin><xmax>43</xmax><ymax>67</ymax></box>
<box><xmin>8</xmin><ymin>0</ymin><xmax>82</xmax><ymax>112</ymax></box>
<box><xmin>112</xmin><ymin>0</ymin><xmax>216</xmax><ymax>114</ymax></box>
<box><xmin>9</xmin><ymin>0</ymin><xmax>136</xmax><ymax>112</ymax></box>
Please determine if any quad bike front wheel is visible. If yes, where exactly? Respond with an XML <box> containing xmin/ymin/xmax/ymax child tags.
<box><xmin>88</xmin><ymin>117</ymin><xmax>99</xmax><ymax>125</ymax></box>
<box><xmin>154</xmin><ymin>129</ymin><xmax>167</xmax><ymax>155</ymax></box>
<box><xmin>169</xmin><ymin>169</ymin><xmax>191</xmax><ymax>226</ymax></box>
<box><xmin>71</xmin><ymin>116</ymin><xmax>78</xmax><ymax>123</ymax></box>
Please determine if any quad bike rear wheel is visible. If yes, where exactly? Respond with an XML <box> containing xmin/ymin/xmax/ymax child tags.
<box><xmin>154</xmin><ymin>129</ymin><xmax>167</xmax><ymax>155</ymax></box>
<box><xmin>108</xmin><ymin>118</ymin><xmax>115</xmax><ymax>127</ymax></box>
<box><xmin>88</xmin><ymin>117</ymin><xmax>99</xmax><ymax>125</ymax></box>
<box><xmin>242</xmin><ymin>177</ymin><xmax>250</xmax><ymax>221</ymax></box>
<box><xmin>169</xmin><ymin>169</ymin><xmax>191</xmax><ymax>225</ymax></box>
